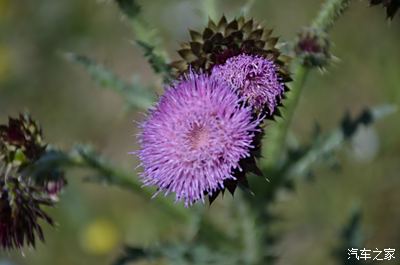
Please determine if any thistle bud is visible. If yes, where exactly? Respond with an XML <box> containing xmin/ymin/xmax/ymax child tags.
<box><xmin>295</xmin><ymin>27</ymin><xmax>331</xmax><ymax>69</ymax></box>
<box><xmin>0</xmin><ymin>177</ymin><xmax>54</xmax><ymax>250</ymax></box>
<box><xmin>0</xmin><ymin>114</ymin><xmax>66</xmax><ymax>250</ymax></box>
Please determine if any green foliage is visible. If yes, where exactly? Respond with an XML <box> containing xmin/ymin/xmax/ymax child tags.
<box><xmin>114</xmin><ymin>244</ymin><xmax>237</xmax><ymax>265</ymax></box>
<box><xmin>312</xmin><ymin>0</ymin><xmax>352</xmax><ymax>32</ymax></box>
<box><xmin>136</xmin><ymin>40</ymin><xmax>173</xmax><ymax>82</ymax></box>
<box><xmin>265</xmin><ymin>0</ymin><xmax>353</xmax><ymax>168</ymax></box>
<box><xmin>286</xmin><ymin>105</ymin><xmax>397</xmax><ymax>178</ymax></box>
<box><xmin>27</xmin><ymin>144</ymin><xmax>191</xmax><ymax>222</ymax></box>
<box><xmin>113</xmin><ymin>246</ymin><xmax>147</xmax><ymax>265</ymax></box>
<box><xmin>58</xmin><ymin>2</ymin><xmax>397</xmax><ymax>265</ymax></box>
<box><xmin>108</xmin><ymin>99</ymin><xmax>395</xmax><ymax>265</ymax></box>
<box><xmin>3</xmin><ymin>0</ymin><xmax>398</xmax><ymax>263</ymax></box>
<box><xmin>245</xmin><ymin>105</ymin><xmax>395</xmax><ymax>265</ymax></box>
<box><xmin>115</xmin><ymin>0</ymin><xmax>141</xmax><ymax>19</ymax></box>
<box><xmin>258</xmin><ymin>105</ymin><xmax>396</xmax><ymax>204</ymax></box>
<box><xmin>333</xmin><ymin>207</ymin><xmax>365</xmax><ymax>265</ymax></box>
<box><xmin>64</xmin><ymin>53</ymin><xmax>155</xmax><ymax>110</ymax></box>
<box><xmin>27</xmin><ymin>144</ymin><xmax>144</xmax><ymax>194</ymax></box>
<box><xmin>112</xmin><ymin>0</ymin><xmax>172</xmax><ymax>83</ymax></box>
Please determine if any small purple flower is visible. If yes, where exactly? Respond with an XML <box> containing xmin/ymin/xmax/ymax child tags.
<box><xmin>137</xmin><ymin>72</ymin><xmax>261</xmax><ymax>206</ymax></box>
<box><xmin>211</xmin><ymin>54</ymin><xmax>285</xmax><ymax>114</ymax></box>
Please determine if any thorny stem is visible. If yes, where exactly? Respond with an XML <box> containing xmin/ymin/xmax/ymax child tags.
<box><xmin>130</xmin><ymin>16</ymin><xmax>172</xmax><ymax>82</ymax></box>
<box><xmin>67</xmin><ymin>149</ymin><xmax>235</xmax><ymax>241</ymax></box>
<box><xmin>248</xmin><ymin>0</ymin><xmax>353</xmax><ymax>262</ymax></box>
<box><xmin>66</xmin><ymin>150</ymin><xmax>190</xmax><ymax>222</ymax></box>
<box><xmin>236</xmin><ymin>193</ymin><xmax>260</xmax><ymax>265</ymax></box>
<box><xmin>312</xmin><ymin>0</ymin><xmax>352</xmax><ymax>32</ymax></box>
<box><xmin>286</xmin><ymin>104</ymin><xmax>397</xmax><ymax>178</ymax></box>
<box><xmin>266</xmin><ymin>0</ymin><xmax>352</xmax><ymax>167</ymax></box>
<box><xmin>265</xmin><ymin>65</ymin><xmax>309</xmax><ymax>167</ymax></box>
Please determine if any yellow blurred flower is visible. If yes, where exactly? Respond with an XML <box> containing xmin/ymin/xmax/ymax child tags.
<box><xmin>81</xmin><ymin>219</ymin><xmax>120</xmax><ymax>255</ymax></box>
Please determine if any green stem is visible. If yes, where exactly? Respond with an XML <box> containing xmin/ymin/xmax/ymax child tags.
<box><xmin>287</xmin><ymin>66</ymin><xmax>311</xmax><ymax>131</ymax></box>
<box><xmin>66</xmin><ymin>149</ymin><xmax>190</xmax><ymax>222</ymax></box>
<box><xmin>265</xmin><ymin>0</ymin><xmax>352</xmax><ymax>168</ymax></box>
<box><xmin>236</xmin><ymin>193</ymin><xmax>260</xmax><ymax>265</ymax></box>
<box><xmin>44</xmin><ymin>147</ymin><xmax>235</xmax><ymax>245</ymax></box>
<box><xmin>286</xmin><ymin>104</ymin><xmax>397</xmax><ymax>178</ymax></box>
<box><xmin>265</xmin><ymin>65</ymin><xmax>309</xmax><ymax>167</ymax></box>
<box><xmin>312</xmin><ymin>0</ymin><xmax>352</xmax><ymax>32</ymax></box>
<box><xmin>130</xmin><ymin>17</ymin><xmax>172</xmax><ymax>82</ymax></box>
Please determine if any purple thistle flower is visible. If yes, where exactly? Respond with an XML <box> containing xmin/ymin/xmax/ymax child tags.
<box><xmin>137</xmin><ymin>72</ymin><xmax>261</xmax><ymax>206</ymax></box>
<box><xmin>211</xmin><ymin>54</ymin><xmax>285</xmax><ymax>114</ymax></box>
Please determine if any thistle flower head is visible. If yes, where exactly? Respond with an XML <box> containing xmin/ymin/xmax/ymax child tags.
<box><xmin>295</xmin><ymin>27</ymin><xmax>331</xmax><ymax>68</ymax></box>
<box><xmin>211</xmin><ymin>54</ymin><xmax>285</xmax><ymax>115</ymax></box>
<box><xmin>137</xmin><ymin>72</ymin><xmax>261</xmax><ymax>206</ymax></box>
<box><xmin>0</xmin><ymin>177</ymin><xmax>54</xmax><ymax>250</ymax></box>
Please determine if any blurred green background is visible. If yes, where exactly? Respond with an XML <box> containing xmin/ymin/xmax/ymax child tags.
<box><xmin>0</xmin><ymin>0</ymin><xmax>399</xmax><ymax>264</ymax></box>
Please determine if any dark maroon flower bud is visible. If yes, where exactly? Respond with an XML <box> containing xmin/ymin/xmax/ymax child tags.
<box><xmin>0</xmin><ymin>113</ymin><xmax>46</xmax><ymax>169</ymax></box>
<box><xmin>295</xmin><ymin>27</ymin><xmax>331</xmax><ymax>68</ymax></box>
<box><xmin>0</xmin><ymin>177</ymin><xmax>54</xmax><ymax>250</ymax></box>
<box><xmin>1</xmin><ymin>114</ymin><xmax>66</xmax><ymax>197</ymax></box>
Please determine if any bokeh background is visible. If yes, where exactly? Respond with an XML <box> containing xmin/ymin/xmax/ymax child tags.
<box><xmin>0</xmin><ymin>0</ymin><xmax>399</xmax><ymax>264</ymax></box>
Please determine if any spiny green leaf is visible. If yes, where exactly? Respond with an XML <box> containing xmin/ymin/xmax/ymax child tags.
<box><xmin>22</xmin><ymin>149</ymin><xmax>70</xmax><ymax>186</ymax></box>
<box><xmin>73</xmin><ymin>145</ymin><xmax>142</xmax><ymax>194</ymax></box>
<box><xmin>110</xmin><ymin>0</ymin><xmax>172</xmax><ymax>80</ymax></box>
<box><xmin>64</xmin><ymin>52</ymin><xmax>155</xmax><ymax>110</ymax></box>
<box><xmin>312</xmin><ymin>0</ymin><xmax>352</xmax><ymax>32</ymax></box>
<box><xmin>333</xmin><ymin>207</ymin><xmax>364</xmax><ymax>265</ymax></box>
<box><xmin>113</xmin><ymin>243</ymin><xmax>238</xmax><ymax>265</ymax></box>
<box><xmin>136</xmin><ymin>40</ymin><xmax>173</xmax><ymax>82</ymax></box>
<box><xmin>251</xmin><ymin>105</ymin><xmax>396</xmax><ymax>216</ymax></box>
<box><xmin>113</xmin><ymin>246</ymin><xmax>148</xmax><ymax>265</ymax></box>
<box><xmin>286</xmin><ymin>104</ymin><xmax>397</xmax><ymax>178</ymax></box>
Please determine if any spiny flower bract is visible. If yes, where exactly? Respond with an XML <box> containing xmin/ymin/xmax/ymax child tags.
<box><xmin>0</xmin><ymin>114</ymin><xmax>46</xmax><ymax>168</ymax></box>
<box><xmin>0</xmin><ymin>114</ymin><xmax>66</xmax><ymax>250</ymax></box>
<box><xmin>170</xmin><ymin>15</ymin><xmax>291</xmax><ymax>84</ymax></box>
<box><xmin>137</xmin><ymin>72</ymin><xmax>261</xmax><ymax>206</ymax></box>
<box><xmin>0</xmin><ymin>114</ymin><xmax>66</xmax><ymax>198</ymax></box>
<box><xmin>0</xmin><ymin>177</ymin><xmax>54</xmax><ymax>250</ymax></box>
<box><xmin>211</xmin><ymin>53</ymin><xmax>285</xmax><ymax>115</ymax></box>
